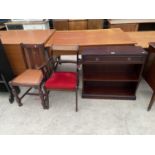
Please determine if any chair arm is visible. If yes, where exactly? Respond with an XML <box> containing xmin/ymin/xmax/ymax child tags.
<box><xmin>36</xmin><ymin>62</ymin><xmax>47</xmax><ymax>70</ymax></box>
<box><xmin>37</xmin><ymin>57</ymin><xmax>53</xmax><ymax>80</ymax></box>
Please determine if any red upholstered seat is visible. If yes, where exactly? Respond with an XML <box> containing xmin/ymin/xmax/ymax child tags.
<box><xmin>45</xmin><ymin>72</ymin><xmax>77</xmax><ymax>90</ymax></box>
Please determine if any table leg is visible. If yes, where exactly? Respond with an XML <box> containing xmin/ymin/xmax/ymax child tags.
<box><xmin>147</xmin><ymin>92</ymin><xmax>155</xmax><ymax>111</ymax></box>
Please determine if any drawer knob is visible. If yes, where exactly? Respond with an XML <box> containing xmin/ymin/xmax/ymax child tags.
<box><xmin>111</xmin><ymin>51</ymin><xmax>115</xmax><ymax>55</ymax></box>
<box><xmin>128</xmin><ymin>57</ymin><xmax>131</xmax><ymax>61</ymax></box>
<box><xmin>95</xmin><ymin>57</ymin><xmax>99</xmax><ymax>61</ymax></box>
<box><xmin>142</xmin><ymin>51</ymin><xmax>146</xmax><ymax>54</ymax></box>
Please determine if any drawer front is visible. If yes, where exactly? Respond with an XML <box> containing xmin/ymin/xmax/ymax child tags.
<box><xmin>82</xmin><ymin>55</ymin><xmax>145</xmax><ymax>63</ymax></box>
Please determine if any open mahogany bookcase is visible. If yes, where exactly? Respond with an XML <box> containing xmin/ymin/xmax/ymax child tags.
<box><xmin>81</xmin><ymin>45</ymin><xmax>148</xmax><ymax>100</ymax></box>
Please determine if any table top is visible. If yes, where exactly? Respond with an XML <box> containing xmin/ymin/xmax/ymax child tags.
<box><xmin>45</xmin><ymin>28</ymin><xmax>135</xmax><ymax>47</ymax></box>
<box><xmin>1</xmin><ymin>29</ymin><xmax>155</xmax><ymax>49</ymax></box>
<box><xmin>126</xmin><ymin>31</ymin><xmax>155</xmax><ymax>48</ymax></box>
<box><xmin>0</xmin><ymin>29</ymin><xmax>55</xmax><ymax>44</ymax></box>
<box><xmin>108</xmin><ymin>19</ymin><xmax>155</xmax><ymax>24</ymax></box>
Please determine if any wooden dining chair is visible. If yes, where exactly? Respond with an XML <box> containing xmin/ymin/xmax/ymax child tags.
<box><xmin>39</xmin><ymin>45</ymin><xmax>80</xmax><ymax>112</ymax></box>
<box><xmin>9</xmin><ymin>44</ymin><xmax>49</xmax><ymax>109</ymax></box>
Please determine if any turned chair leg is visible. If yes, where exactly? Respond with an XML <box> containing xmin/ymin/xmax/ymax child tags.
<box><xmin>75</xmin><ymin>88</ymin><xmax>78</xmax><ymax>112</ymax></box>
<box><xmin>147</xmin><ymin>92</ymin><xmax>155</xmax><ymax>111</ymax></box>
<box><xmin>38</xmin><ymin>86</ymin><xmax>47</xmax><ymax>109</ymax></box>
<box><xmin>43</xmin><ymin>85</ymin><xmax>49</xmax><ymax>109</ymax></box>
<box><xmin>9</xmin><ymin>83</ymin><xmax>22</xmax><ymax>107</ymax></box>
<box><xmin>9</xmin><ymin>93</ymin><xmax>14</xmax><ymax>103</ymax></box>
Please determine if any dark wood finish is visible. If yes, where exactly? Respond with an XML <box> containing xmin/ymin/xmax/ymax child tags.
<box><xmin>0</xmin><ymin>73</ymin><xmax>14</xmax><ymax>103</ymax></box>
<box><xmin>138</xmin><ymin>23</ymin><xmax>155</xmax><ymax>31</ymax></box>
<box><xmin>83</xmin><ymin>64</ymin><xmax>141</xmax><ymax>82</ymax></box>
<box><xmin>149</xmin><ymin>42</ymin><xmax>155</xmax><ymax>50</ymax></box>
<box><xmin>82</xmin><ymin>46</ymin><xmax>147</xmax><ymax>99</ymax></box>
<box><xmin>147</xmin><ymin>92</ymin><xmax>155</xmax><ymax>111</ymax></box>
<box><xmin>10</xmin><ymin>81</ymin><xmax>49</xmax><ymax>109</ymax></box>
<box><xmin>145</xmin><ymin>43</ymin><xmax>155</xmax><ymax>111</ymax></box>
<box><xmin>145</xmin><ymin>44</ymin><xmax>155</xmax><ymax>89</ymax></box>
<box><xmin>9</xmin><ymin>44</ymin><xmax>49</xmax><ymax>109</ymax></box>
<box><xmin>0</xmin><ymin>40</ymin><xmax>15</xmax><ymax>103</ymax></box>
<box><xmin>39</xmin><ymin>46</ymin><xmax>80</xmax><ymax>112</ymax></box>
<box><xmin>82</xmin><ymin>81</ymin><xmax>137</xmax><ymax>99</ymax></box>
<box><xmin>21</xmin><ymin>43</ymin><xmax>47</xmax><ymax>69</ymax></box>
<box><xmin>126</xmin><ymin>32</ymin><xmax>155</xmax><ymax>78</ymax></box>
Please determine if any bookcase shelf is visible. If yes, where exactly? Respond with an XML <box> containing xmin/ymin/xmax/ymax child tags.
<box><xmin>81</xmin><ymin>46</ymin><xmax>147</xmax><ymax>100</ymax></box>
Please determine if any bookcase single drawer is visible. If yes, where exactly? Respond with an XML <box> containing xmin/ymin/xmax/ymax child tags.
<box><xmin>82</xmin><ymin>55</ymin><xmax>146</xmax><ymax>63</ymax></box>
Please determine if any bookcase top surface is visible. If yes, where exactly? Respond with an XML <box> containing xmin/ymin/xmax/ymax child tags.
<box><xmin>81</xmin><ymin>45</ymin><xmax>147</xmax><ymax>56</ymax></box>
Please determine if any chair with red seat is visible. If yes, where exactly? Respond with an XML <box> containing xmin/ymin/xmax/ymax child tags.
<box><xmin>40</xmin><ymin>45</ymin><xmax>79</xmax><ymax>112</ymax></box>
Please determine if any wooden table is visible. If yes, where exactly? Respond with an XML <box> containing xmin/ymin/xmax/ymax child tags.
<box><xmin>108</xmin><ymin>20</ymin><xmax>155</xmax><ymax>31</ymax></box>
<box><xmin>45</xmin><ymin>28</ymin><xmax>135</xmax><ymax>54</ymax></box>
<box><xmin>0</xmin><ymin>29</ymin><xmax>55</xmax><ymax>75</ymax></box>
<box><xmin>127</xmin><ymin>31</ymin><xmax>155</xmax><ymax>75</ymax></box>
<box><xmin>126</xmin><ymin>31</ymin><xmax>155</xmax><ymax>49</ymax></box>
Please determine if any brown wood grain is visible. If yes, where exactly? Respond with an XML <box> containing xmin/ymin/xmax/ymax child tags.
<box><xmin>0</xmin><ymin>30</ymin><xmax>55</xmax><ymax>75</ymax></box>
<box><xmin>53</xmin><ymin>19</ymin><xmax>69</xmax><ymax>30</ymax></box>
<box><xmin>0</xmin><ymin>29</ymin><xmax>55</xmax><ymax>44</ymax></box>
<box><xmin>45</xmin><ymin>28</ymin><xmax>135</xmax><ymax>47</ymax></box>
<box><xmin>88</xmin><ymin>19</ymin><xmax>103</xmax><ymax>29</ymax></box>
<box><xmin>68</xmin><ymin>20</ymin><xmax>88</xmax><ymax>30</ymax></box>
<box><xmin>127</xmin><ymin>31</ymin><xmax>155</xmax><ymax>48</ymax></box>
<box><xmin>110</xmin><ymin>23</ymin><xmax>138</xmax><ymax>32</ymax></box>
<box><xmin>2</xmin><ymin>44</ymin><xmax>26</xmax><ymax>75</ymax></box>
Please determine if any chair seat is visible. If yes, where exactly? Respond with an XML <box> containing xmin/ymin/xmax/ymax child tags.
<box><xmin>11</xmin><ymin>69</ymin><xmax>43</xmax><ymax>86</ymax></box>
<box><xmin>45</xmin><ymin>72</ymin><xmax>77</xmax><ymax>90</ymax></box>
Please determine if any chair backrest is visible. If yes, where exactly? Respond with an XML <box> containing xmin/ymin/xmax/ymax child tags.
<box><xmin>21</xmin><ymin>43</ymin><xmax>47</xmax><ymax>69</ymax></box>
<box><xmin>51</xmin><ymin>45</ymin><xmax>80</xmax><ymax>73</ymax></box>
